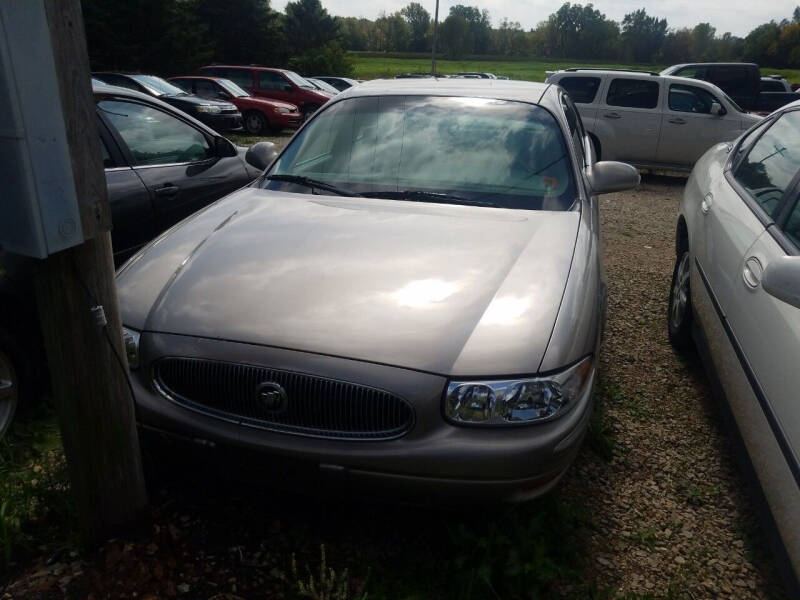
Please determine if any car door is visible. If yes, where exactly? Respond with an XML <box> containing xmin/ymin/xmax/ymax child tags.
<box><xmin>712</xmin><ymin>111</ymin><xmax>800</xmax><ymax>478</ymax></box>
<box><xmin>97</xmin><ymin>97</ymin><xmax>249</xmax><ymax>232</ymax></box>
<box><xmin>597</xmin><ymin>77</ymin><xmax>662</xmax><ymax>163</ymax></box>
<box><xmin>656</xmin><ymin>83</ymin><xmax>742</xmax><ymax>166</ymax></box>
<box><xmin>96</xmin><ymin>114</ymin><xmax>156</xmax><ymax>262</ymax></box>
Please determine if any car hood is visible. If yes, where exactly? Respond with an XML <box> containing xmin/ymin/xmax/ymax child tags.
<box><xmin>118</xmin><ymin>188</ymin><xmax>580</xmax><ymax>376</ymax></box>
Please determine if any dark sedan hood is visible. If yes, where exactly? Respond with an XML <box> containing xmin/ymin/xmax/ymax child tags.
<box><xmin>118</xmin><ymin>188</ymin><xmax>580</xmax><ymax>375</ymax></box>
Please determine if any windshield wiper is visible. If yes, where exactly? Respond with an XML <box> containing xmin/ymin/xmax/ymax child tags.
<box><xmin>361</xmin><ymin>190</ymin><xmax>496</xmax><ymax>207</ymax></box>
<box><xmin>266</xmin><ymin>174</ymin><xmax>360</xmax><ymax>197</ymax></box>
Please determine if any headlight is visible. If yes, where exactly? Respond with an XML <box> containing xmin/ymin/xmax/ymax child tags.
<box><xmin>122</xmin><ymin>327</ymin><xmax>141</xmax><ymax>370</ymax></box>
<box><xmin>196</xmin><ymin>105</ymin><xmax>221</xmax><ymax>114</ymax></box>
<box><xmin>274</xmin><ymin>107</ymin><xmax>292</xmax><ymax>114</ymax></box>
<box><xmin>444</xmin><ymin>356</ymin><xmax>593</xmax><ymax>425</ymax></box>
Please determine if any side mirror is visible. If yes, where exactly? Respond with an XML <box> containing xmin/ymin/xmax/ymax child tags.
<box><xmin>585</xmin><ymin>161</ymin><xmax>640</xmax><ymax>195</ymax></box>
<box><xmin>762</xmin><ymin>256</ymin><xmax>800</xmax><ymax>309</ymax></box>
<box><xmin>710</xmin><ymin>102</ymin><xmax>726</xmax><ymax>116</ymax></box>
<box><xmin>214</xmin><ymin>136</ymin><xmax>238</xmax><ymax>158</ymax></box>
<box><xmin>245</xmin><ymin>141</ymin><xmax>279</xmax><ymax>171</ymax></box>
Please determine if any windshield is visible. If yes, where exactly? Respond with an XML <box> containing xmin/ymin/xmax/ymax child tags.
<box><xmin>283</xmin><ymin>70</ymin><xmax>315</xmax><ymax>89</ymax></box>
<box><xmin>217</xmin><ymin>78</ymin><xmax>250</xmax><ymax>97</ymax></box>
<box><xmin>264</xmin><ymin>95</ymin><xmax>576</xmax><ymax>211</ymax></box>
<box><xmin>130</xmin><ymin>75</ymin><xmax>187</xmax><ymax>97</ymax></box>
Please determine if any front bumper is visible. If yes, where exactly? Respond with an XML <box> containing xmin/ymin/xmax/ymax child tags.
<box><xmin>134</xmin><ymin>333</ymin><xmax>596</xmax><ymax>502</ymax></box>
<box><xmin>195</xmin><ymin>111</ymin><xmax>243</xmax><ymax>132</ymax></box>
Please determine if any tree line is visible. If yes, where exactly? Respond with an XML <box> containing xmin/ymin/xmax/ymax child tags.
<box><xmin>82</xmin><ymin>0</ymin><xmax>800</xmax><ymax>78</ymax></box>
<box><xmin>342</xmin><ymin>3</ymin><xmax>800</xmax><ymax>67</ymax></box>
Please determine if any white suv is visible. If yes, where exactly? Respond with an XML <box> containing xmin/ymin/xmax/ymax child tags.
<box><xmin>546</xmin><ymin>68</ymin><xmax>762</xmax><ymax>171</ymax></box>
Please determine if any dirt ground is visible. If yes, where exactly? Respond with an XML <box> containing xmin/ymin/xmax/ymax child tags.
<box><xmin>0</xmin><ymin>175</ymin><xmax>789</xmax><ymax>599</ymax></box>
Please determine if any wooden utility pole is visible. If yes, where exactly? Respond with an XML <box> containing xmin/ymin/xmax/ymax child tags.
<box><xmin>431</xmin><ymin>0</ymin><xmax>439</xmax><ymax>75</ymax></box>
<box><xmin>31</xmin><ymin>0</ymin><xmax>147</xmax><ymax>544</ymax></box>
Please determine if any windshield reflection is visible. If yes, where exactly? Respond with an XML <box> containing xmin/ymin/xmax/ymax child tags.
<box><xmin>264</xmin><ymin>95</ymin><xmax>576</xmax><ymax>211</ymax></box>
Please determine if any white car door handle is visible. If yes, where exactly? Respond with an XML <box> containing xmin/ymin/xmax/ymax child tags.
<box><xmin>701</xmin><ymin>192</ymin><xmax>713</xmax><ymax>214</ymax></box>
<box><xmin>604</xmin><ymin>112</ymin><xmax>621</xmax><ymax>119</ymax></box>
<box><xmin>668</xmin><ymin>118</ymin><xmax>686</xmax><ymax>125</ymax></box>
<box><xmin>743</xmin><ymin>257</ymin><xmax>763</xmax><ymax>288</ymax></box>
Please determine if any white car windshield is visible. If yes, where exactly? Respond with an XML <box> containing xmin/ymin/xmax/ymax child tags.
<box><xmin>264</xmin><ymin>95</ymin><xmax>576</xmax><ymax>211</ymax></box>
<box><xmin>217</xmin><ymin>79</ymin><xmax>250</xmax><ymax>98</ymax></box>
<box><xmin>283</xmin><ymin>70</ymin><xmax>315</xmax><ymax>89</ymax></box>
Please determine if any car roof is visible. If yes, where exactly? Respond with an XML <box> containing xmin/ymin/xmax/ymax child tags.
<box><xmin>666</xmin><ymin>62</ymin><xmax>757</xmax><ymax>68</ymax></box>
<box><xmin>201</xmin><ymin>64</ymin><xmax>287</xmax><ymax>73</ymax></box>
<box><xmin>338</xmin><ymin>78</ymin><xmax>551</xmax><ymax>105</ymax></box>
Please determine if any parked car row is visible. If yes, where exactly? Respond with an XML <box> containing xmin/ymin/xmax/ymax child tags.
<box><xmin>94</xmin><ymin>66</ymin><xmax>359</xmax><ymax>136</ymax></box>
<box><xmin>546</xmin><ymin>68</ymin><xmax>762</xmax><ymax>171</ymax></box>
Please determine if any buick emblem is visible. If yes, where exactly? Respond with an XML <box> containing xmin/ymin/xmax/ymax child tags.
<box><xmin>256</xmin><ymin>382</ymin><xmax>288</xmax><ymax>413</ymax></box>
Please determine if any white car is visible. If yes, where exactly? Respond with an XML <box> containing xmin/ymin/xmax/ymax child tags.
<box><xmin>546</xmin><ymin>68</ymin><xmax>762</xmax><ymax>171</ymax></box>
<box><xmin>668</xmin><ymin>100</ymin><xmax>800</xmax><ymax>581</ymax></box>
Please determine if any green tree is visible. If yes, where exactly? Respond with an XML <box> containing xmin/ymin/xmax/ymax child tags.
<box><xmin>449</xmin><ymin>5</ymin><xmax>492</xmax><ymax>54</ymax></box>
<box><xmin>195</xmin><ymin>0</ymin><xmax>283</xmax><ymax>65</ymax></box>
<box><xmin>690</xmin><ymin>22</ymin><xmax>717</xmax><ymax>61</ymax></box>
<box><xmin>400</xmin><ymin>3</ymin><xmax>431</xmax><ymax>52</ymax></box>
<box><xmin>440</xmin><ymin>14</ymin><xmax>470</xmax><ymax>59</ymax></box>
<box><xmin>284</xmin><ymin>0</ymin><xmax>339</xmax><ymax>55</ymax></box>
<box><xmin>621</xmin><ymin>8</ymin><xmax>667</xmax><ymax>62</ymax></box>
<box><xmin>742</xmin><ymin>22</ymin><xmax>781</xmax><ymax>66</ymax></box>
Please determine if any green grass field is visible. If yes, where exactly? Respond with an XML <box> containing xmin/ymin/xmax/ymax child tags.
<box><xmin>351</xmin><ymin>55</ymin><xmax>800</xmax><ymax>83</ymax></box>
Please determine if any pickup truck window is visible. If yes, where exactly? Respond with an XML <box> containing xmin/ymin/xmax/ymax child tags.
<box><xmin>668</xmin><ymin>84</ymin><xmax>719</xmax><ymax>114</ymax></box>
<box><xmin>675</xmin><ymin>66</ymin><xmax>707</xmax><ymax>79</ymax></box>
<box><xmin>606</xmin><ymin>79</ymin><xmax>659</xmax><ymax>109</ymax></box>
<box><xmin>558</xmin><ymin>77</ymin><xmax>601</xmax><ymax>104</ymax></box>
<box><xmin>734</xmin><ymin>110</ymin><xmax>800</xmax><ymax>218</ymax></box>
<box><xmin>99</xmin><ymin>100</ymin><xmax>213</xmax><ymax>166</ymax></box>
<box><xmin>761</xmin><ymin>79</ymin><xmax>787</xmax><ymax>93</ymax></box>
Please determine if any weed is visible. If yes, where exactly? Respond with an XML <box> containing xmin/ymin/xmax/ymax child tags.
<box><xmin>291</xmin><ymin>544</ymin><xmax>364</xmax><ymax>600</ymax></box>
<box><xmin>587</xmin><ymin>400</ymin><xmax>617</xmax><ymax>461</ymax></box>
<box><xmin>629</xmin><ymin>526</ymin><xmax>658</xmax><ymax>549</ymax></box>
<box><xmin>676</xmin><ymin>480</ymin><xmax>721</xmax><ymax>507</ymax></box>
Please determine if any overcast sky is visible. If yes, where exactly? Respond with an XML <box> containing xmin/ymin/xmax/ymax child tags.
<box><xmin>273</xmin><ymin>0</ymin><xmax>797</xmax><ymax>37</ymax></box>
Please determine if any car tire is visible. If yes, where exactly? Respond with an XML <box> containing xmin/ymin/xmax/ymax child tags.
<box><xmin>244</xmin><ymin>111</ymin><xmax>268</xmax><ymax>135</ymax></box>
<box><xmin>302</xmin><ymin>104</ymin><xmax>320</xmax><ymax>122</ymax></box>
<box><xmin>668</xmin><ymin>249</ymin><xmax>693</xmax><ymax>350</ymax></box>
<box><xmin>0</xmin><ymin>329</ymin><xmax>21</xmax><ymax>441</ymax></box>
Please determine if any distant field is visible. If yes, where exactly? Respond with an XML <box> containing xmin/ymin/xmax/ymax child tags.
<box><xmin>351</xmin><ymin>55</ymin><xmax>800</xmax><ymax>83</ymax></box>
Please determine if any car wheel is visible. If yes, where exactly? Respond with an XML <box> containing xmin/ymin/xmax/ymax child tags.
<box><xmin>244</xmin><ymin>111</ymin><xmax>268</xmax><ymax>135</ymax></box>
<box><xmin>668</xmin><ymin>250</ymin><xmax>693</xmax><ymax>350</ymax></box>
<box><xmin>0</xmin><ymin>334</ymin><xmax>20</xmax><ymax>441</ymax></box>
<box><xmin>302</xmin><ymin>104</ymin><xmax>320</xmax><ymax>122</ymax></box>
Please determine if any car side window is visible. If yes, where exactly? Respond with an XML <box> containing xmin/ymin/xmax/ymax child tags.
<box><xmin>675</xmin><ymin>67</ymin><xmax>707</xmax><ymax>80</ymax></box>
<box><xmin>734</xmin><ymin>110</ymin><xmax>800</xmax><ymax>218</ymax></box>
<box><xmin>558</xmin><ymin>77</ymin><xmax>601</xmax><ymax>104</ymax></box>
<box><xmin>782</xmin><ymin>199</ymin><xmax>800</xmax><ymax>248</ymax></box>
<box><xmin>606</xmin><ymin>79</ymin><xmax>659</xmax><ymax>109</ymax></box>
<box><xmin>194</xmin><ymin>80</ymin><xmax>219</xmax><ymax>99</ymax></box>
<box><xmin>98</xmin><ymin>100</ymin><xmax>212</xmax><ymax>166</ymax></box>
<box><xmin>99</xmin><ymin>136</ymin><xmax>115</xmax><ymax>168</ymax></box>
<box><xmin>223</xmin><ymin>69</ymin><xmax>253</xmax><ymax>89</ymax></box>
<box><xmin>170</xmin><ymin>79</ymin><xmax>192</xmax><ymax>93</ymax></box>
<box><xmin>668</xmin><ymin>84</ymin><xmax>719</xmax><ymax>114</ymax></box>
<box><xmin>259</xmin><ymin>72</ymin><xmax>288</xmax><ymax>91</ymax></box>
<box><xmin>761</xmin><ymin>79</ymin><xmax>785</xmax><ymax>92</ymax></box>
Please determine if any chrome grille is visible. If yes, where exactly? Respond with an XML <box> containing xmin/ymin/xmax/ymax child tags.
<box><xmin>153</xmin><ymin>358</ymin><xmax>413</xmax><ymax>440</ymax></box>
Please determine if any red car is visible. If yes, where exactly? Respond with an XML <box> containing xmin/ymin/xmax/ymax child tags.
<box><xmin>169</xmin><ymin>76</ymin><xmax>302</xmax><ymax>134</ymax></box>
<box><xmin>197</xmin><ymin>65</ymin><xmax>334</xmax><ymax>121</ymax></box>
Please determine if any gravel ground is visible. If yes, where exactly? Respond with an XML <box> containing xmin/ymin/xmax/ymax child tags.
<box><xmin>1</xmin><ymin>176</ymin><xmax>789</xmax><ymax>599</ymax></box>
<box><xmin>562</xmin><ymin>175</ymin><xmax>786</xmax><ymax>598</ymax></box>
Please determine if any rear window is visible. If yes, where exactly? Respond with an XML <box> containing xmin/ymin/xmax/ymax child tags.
<box><xmin>606</xmin><ymin>79</ymin><xmax>659</xmax><ymax>109</ymax></box>
<box><xmin>558</xmin><ymin>76</ymin><xmax>601</xmax><ymax>104</ymax></box>
<box><xmin>266</xmin><ymin>95</ymin><xmax>577</xmax><ymax>211</ymax></box>
<box><xmin>761</xmin><ymin>79</ymin><xmax>785</xmax><ymax>92</ymax></box>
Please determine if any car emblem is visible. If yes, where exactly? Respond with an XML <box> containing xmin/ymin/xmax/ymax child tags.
<box><xmin>256</xmin><ymin>382</ymin><xmax>288</xmax><ymax>413</ymax></box>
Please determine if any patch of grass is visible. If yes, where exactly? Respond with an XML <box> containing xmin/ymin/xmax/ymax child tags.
<box><xmin>291</xmin><ymin>544</ymin><xmax>365</xmax><ymax>600</ymax></box>
<box><xmin>0</xmin><ymin>409</ymin><xmax>74</xmax><ymax>573</ymax></box>
<box><xmin>351</xmin><ymin>55</ymin><xmax>800</xmax><ymax>84</ymax></box>
<box><xmin>676</xmin><ymin>479</ymin><xmax>722</xmax><ymax>507</ymax></box>
<box><xmin>628</xmin><ymin>526</ymin><xmax>658</xmax><ymax>549</ymax></box>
